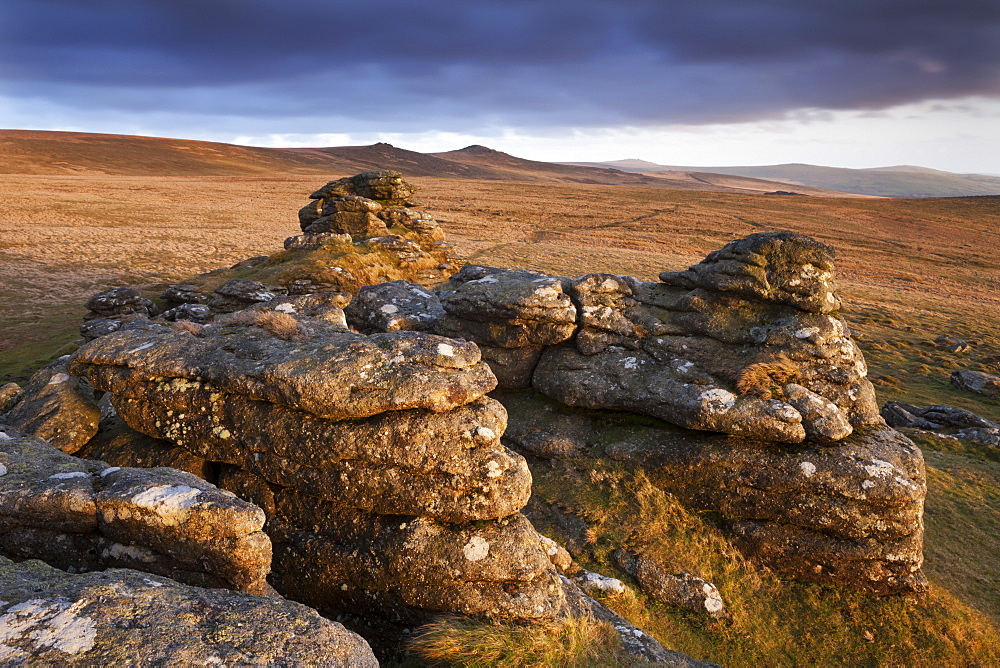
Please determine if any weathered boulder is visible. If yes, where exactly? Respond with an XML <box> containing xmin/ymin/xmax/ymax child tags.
<box><xmin>84</xmin><ymin>287</ymin><xmax>157</xmax><ymax>320</ymax></box>
<box><xmin>0</xmin><ymin>434</ymin><xmax>269</xmax><ymax>594</ymax></box>
<box><xmin>573</xmin><ymin>569</ymin><xmax>627</xmax><ymax>595</ymax></box>
<box><xmin>659</xmin><ymin>231</ymin><xmax>841</xmax><ymax>314</ymax></box>
<box><xmin>79</xmin><ymin>318</ymin><xmax>123</xmax><ymax>341</ymax></box>
<box><xmin>955</xmin><ymin>427</ymin><xmax>1000</xmax><ymax>448</ymax></box>
<box><xmin>206</xmin><ymin>279</ymin><xmax>286</xmax><ymax>313</ymax></box>
<box><xmin>435</xmin><ymin>266</ymin><xmax>577</xmax><ymax>348</ymax></box>
<box><xmin>614</xmin><ymin>550</ymin><xmax>727</xmax><ymax>618</ymax></box>
<box><xmin>159</xmin><ymin>284</ymin><xmax>206</xmax><ymax>307</ymax></box>
<box><xmin>159</xmin><ymin>303</ymin><xmax>212</xmax><ymax>323</ymax></box>
<box><xmin>0</xmin><ymin>358</ymin><xmax>100</xmax><ymax>454</ymax></box>
<box><xmin>69</xmin><ymin>322</ymin><xmax>495</xmax><ymax>421</ymax></box>
<box><xmin>881</xmin><ymin>401</ymin><xmax>943</xmax><ymax>430</ymax></box>
<box><xmin>0</xmin><ymin>557</ymin><xmax>377</xmax><ymax>666</ymax></box>
<box><xmin>345</xmin><ymin>280</ymin><xmax>444</xmax><ymax>333</ymax></box>
<box><xmin>951</xmin><ymin>369</ymin><xmax>1000</xmax><ymax>398</ymax></box>
<box><xmin>283</xmin><ymin>231</ymin><xmax>352</xmax><ymax>250</ymax></box>
<box><xmin>353</xmin><ymin>169</ymin><xmax>416</xmax><ymax>201</ymax></box>
<box><xmin>934</xmin><ymin>335</ymin><xmax>970</xmax><ymax>353</ymax></box>
<box><xmin>244</xmin><ymin>292</ymin><xmax>351</xmax><ymax>329</ymax></box>
<box><xmin>882</xmin><ymin>401</ymin><xmax>998</xmax><ymax>431</ymax></box>
<box><xmin>310</xmin><ymin>170</ymin><xmax>415</xmax><ymax>203</ymax></box>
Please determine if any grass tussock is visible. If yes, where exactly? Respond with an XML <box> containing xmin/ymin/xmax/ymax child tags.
<box><xmin>407</xmin><ymin>614</ymin><xmax>626</xmax><ymax>667</ymax></box>
<box><xmin>213</xmin><ymin>309</ymin><xmax>309</xmax><ymax>342</ymax></box>
<box><xmin>170</xmin><ymin>320</ymin><xmax>205</xmax><ymax>336</ymax></box>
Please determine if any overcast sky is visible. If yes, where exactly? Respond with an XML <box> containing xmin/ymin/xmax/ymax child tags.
<box><xmin>2</xmin><ymin>0</ymin><xmax>998</xmax><ymax>172</ymax></box>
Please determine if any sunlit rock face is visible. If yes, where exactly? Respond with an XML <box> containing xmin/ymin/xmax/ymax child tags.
<box><xmin>0</xmin><ymin>556</ymin><xmax>377</xmax><ymax>666</ymax></box>
<box><xmin>0</xmin><ymin>358</ymin><xmax>101</xmax><ymax>454</ymax></box>
<box><xmin>69</xmin><ymin>314</ymin><xmax>568</xmax><ymax>623</ymax></box>
<box><xmin>0</xmin><ymin>433</ymin><xmax>271</xmax><ymax>595</ymax></box>
<box><xmin>537</xmin><ymin>232</ymin><xmax>875</xmax><ymax>444</ymax></box>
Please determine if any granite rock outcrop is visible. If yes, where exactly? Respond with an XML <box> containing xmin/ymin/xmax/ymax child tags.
<box><xmin>497</xmin><ymin>390</ymin><xmax>927</xmax><ymax>596</ymax></box>
<box><xmin>69</xmin><ymin>312</ymin><xmax>568</xmax><ymax>622</ymax></box>
<box><xmin>348</xmin><ymin>233</ymin><xmax>879</xmax><ymax>445</ymax></box>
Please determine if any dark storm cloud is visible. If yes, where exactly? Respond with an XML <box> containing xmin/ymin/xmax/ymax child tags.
<box><xmin>1</xmin><ymin>0</ymin><xmax>997</xmax><ymax>130</ymax></box>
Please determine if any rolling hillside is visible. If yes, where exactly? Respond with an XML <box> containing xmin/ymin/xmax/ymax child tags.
<box><xmin>572</xmin><ymin>158</ymin><xmax>1000</xmax><ymax>198</ymax></box>
<box><xmin>0</xmin><ymin>130</ymin><xmax>856</xmax><ymax>196</ymax></box>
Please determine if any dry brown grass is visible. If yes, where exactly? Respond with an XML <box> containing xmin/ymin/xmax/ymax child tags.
<box><xmin>407</xmin><ymin>614</ymin><xmax>626</xmax><ymax>667</ymax></box>
<box><xmin>170</xmin><ymin>320</ymin><xmax>205</xmax><ymax>336</ymax></box>
<box><xmin>213</xmin><ymin>309</ymin><xmax>308</xmax><ymax>341</ymax></box>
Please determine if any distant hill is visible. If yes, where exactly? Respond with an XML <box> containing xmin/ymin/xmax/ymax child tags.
<box><xmin>570</xmin><ymin>159</ymin><xmax>1000</xmax><ymax>198</ymax></box>
<box><xmin>0</xmin><ymin>131</ymin><xmax>862</xmax><ymax>197</ymax></box>
<box><xmin>433</xmin><ymin>145</ymin><xmax>863</xmax><ymax>196</ymax></box>
<box><xmin>0</xmin><ymin>131</ymin><xmax>657</xmax><ymax>185</ymax></box>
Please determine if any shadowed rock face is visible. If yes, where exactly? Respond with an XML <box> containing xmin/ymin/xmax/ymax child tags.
<box><xmin>69</xmin><ymin>314</ymin><xmax>567</xmax><ymax>622</ymax></box>
<box><xmin>606</xmin><ymin>427</ymin><xmax>926</xmax><ymax>595</ymax></box>
<box><xmin>0</xmin><ymin>434</ymin><xmax>270</xmax><ymax>595</ymax></box>
<box><xmin>0</xmin><ymin>557</ymin><xmax>377</xmax><ymax>666</ymax></box>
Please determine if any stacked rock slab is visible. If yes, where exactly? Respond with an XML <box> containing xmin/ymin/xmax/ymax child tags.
<box><xmin>536</xmin><ymin>232</ymin><xmax>878</xmax><ymax>444</ymax></box>
<box><xmin>69</xmin><ymin>313</ymin><xmax>567</xmax><ymax>623</ymax></box>
<box><xmin>0</xmin><ymin>432</ymin><xmax>270</xmax><ymax>595</ymax></box>
<box><xmin>0</xmin><ymin>557</ymin><xmax>377</xmax><ymax>666</ymax></box>
<box><xmin>288</xmin><ymin>170</ymin><xmax>456</xmax><ymax>288</ymax></box>
<box><xmin>434</xmin><ymin>265</ymin><xmax>578</xmax><ymax>389</ymax></box>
